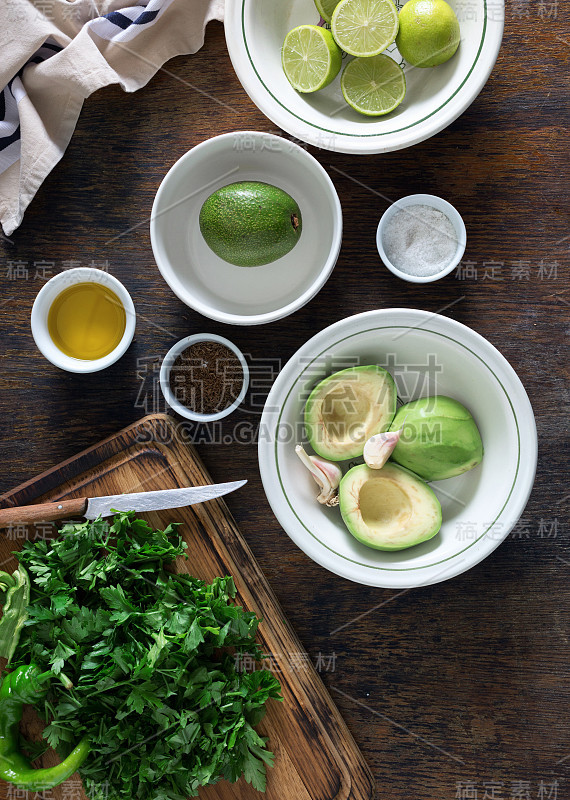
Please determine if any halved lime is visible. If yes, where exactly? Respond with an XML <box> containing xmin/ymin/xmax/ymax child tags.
<box><xmin>314</xmin><ymin>0</ymin><xmax>340</xmax><ymax>23</ymax></box>
<box><xmin>282</xmin><ymin>25</ymin><xmax>343</xmax><ymax>93</ymax></box>
<box><xmin>331</xmin><ymin>0</ymin><xmax>399</xmax><ymax>57</ymax></box>
<box><xmin>341</xmin><ymin>54</ymin><xmax>406</xmax><ymax>116</ymax></box>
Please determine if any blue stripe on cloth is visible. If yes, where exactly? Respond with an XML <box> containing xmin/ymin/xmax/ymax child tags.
<box><xmin>0</xmin><ymin>124</ymin><xmax>21</xmax><ymax>152</ymax></box>
<box><xmin>2</xmin><ymin>80</ymin><xmax>19</xmax><ymax>123</ymax></box>
<box><xmin>103</xmin><ymin>9</ymin><xmax>160</xmax><ymax>29</ymax></box>
<box><xmin>38</xmin><ymin>42</ymin><xmax>62</xmax><ymax>53</ymax></box>
<box><xmin>0</xmin><ymin>38</ymin><xmax>64</xmax><ymax>176</ymax></box>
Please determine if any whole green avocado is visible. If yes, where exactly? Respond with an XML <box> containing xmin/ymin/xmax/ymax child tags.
<box><xmin>199</xmin><ymin>181</ymin><xmax>302</xmax><ymax>268</ymax></box>
<box><xmin>390</xmin><ymin>396</ymin><xmax>483</xmax><ymax>481</ymax></box>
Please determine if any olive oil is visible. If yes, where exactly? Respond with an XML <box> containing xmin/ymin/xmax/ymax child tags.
<box><xmin>47</xmin><ymin>282</ymin><xmax>126</xmax><ymax>360</ymax></box>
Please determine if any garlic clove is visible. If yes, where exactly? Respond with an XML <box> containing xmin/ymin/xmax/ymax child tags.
<box><xmin>363</xmin><ymin>428</ymin><xmax>403</xmax><ymax>470</ymax></box>
<box><xmin>295</xmin><ymin>445</ymin><xmax>342</xmax><ymax>507</ymax></box>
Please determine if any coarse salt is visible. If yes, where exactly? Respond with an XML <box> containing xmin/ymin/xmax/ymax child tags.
<box><xmin>382</xmin><ymin>204</ymin><xmax>458</xmax><ymax>277</ymax></box>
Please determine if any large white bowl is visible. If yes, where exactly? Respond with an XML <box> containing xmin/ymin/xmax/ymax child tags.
<box><xmin>150</xmin><ymin>131</ymin><xmax>342</xmax><ymax>326</ymax></box>
<box><xmin>258</xmin><ymin>309</ymin><xmax>537</xmax><ymax>588</ymax></box>
<box><xmin>225</xmin><ymin>0</ymin><xmax>504</xmax><ymax>154</ymax></box>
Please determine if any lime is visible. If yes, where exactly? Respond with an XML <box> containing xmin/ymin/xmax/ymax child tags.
<box><xmin>396</xmin><ymin>0</ymin><xmax>460</xmax><ymax>67</ymax></box>
<box><xmin>314</xmin><ymin>0</ymin><xmax>340</xmax><ymax>23</ymax></box>
<box><xmin>331</xmin><ymin>0</ymin><xmax>399</xmax><ymax>58</ymax></box>
<box><xmin>341</xmin><ymin>54</ymin><xmax>406</xmax><ymax>116</ymax></box>
<box><xmin>282</xmin><ymin>25</ymin><xmax>343</xmax><ymax>93</ymax></box>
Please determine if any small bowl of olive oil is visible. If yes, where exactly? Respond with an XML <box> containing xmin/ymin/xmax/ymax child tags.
<box><xmin>31</xmin><ymin>268</ymin><xmax>136</xmax><ymax>373</ymax></box>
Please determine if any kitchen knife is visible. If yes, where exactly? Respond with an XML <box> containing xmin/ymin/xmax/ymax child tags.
<box><xmin>0</xmin><ymin>480</ymin><xmax>247</xmax><ymax>528</ymax></box>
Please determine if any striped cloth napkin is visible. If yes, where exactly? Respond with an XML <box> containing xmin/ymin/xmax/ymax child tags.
<box><xmin>0</xmin><ymin>0</ymin><xmax>224</xmax><ymax>236</ymax></box>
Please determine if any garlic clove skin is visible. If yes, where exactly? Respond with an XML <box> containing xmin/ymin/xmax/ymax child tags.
<box><xmin>295</xmin><ymin>445</ymin><xmax>342</xmax><ymax>507</ymax></box>
<box><xmin>363</xmin><ymin>428</ymin><xmax>403</xmax><ymax>470</ymax></box>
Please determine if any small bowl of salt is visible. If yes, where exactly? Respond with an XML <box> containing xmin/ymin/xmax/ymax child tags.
<box><xmin>376</xmin><ymin>194</ymin><xmax>466</xmax><ymax>284</ymax></box>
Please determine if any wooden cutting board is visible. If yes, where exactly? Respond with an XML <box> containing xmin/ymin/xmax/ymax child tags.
<box><xmin>0</xmin><ymin>414</ymin><xmax>374</xmax><ymax>800</ymax></box>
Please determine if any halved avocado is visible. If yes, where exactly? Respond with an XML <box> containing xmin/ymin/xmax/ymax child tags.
<box><xmin>390</xmin><ymin>396</ymin><xmax>483</xmax><ymax>481</ymax></box>
<box><xmin>304</xmin><ymin>366</ymin><xmax>397</xmax><ymax>461</ymax></box>
<box><xmin>339</xmin><ymin>463</ymin><xmax>442</xmax><ymax>551</ymax></box>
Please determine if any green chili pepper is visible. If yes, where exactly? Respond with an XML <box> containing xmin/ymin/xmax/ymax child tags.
<box><xmin>0</xmin><ymin>567</ymin><xmax>30</xmax><ymax>664</ymax></box>
<box><xmin>0</xmin><ymin>664</ymin><xmax>90</xmax><ymax>790</ymax></box>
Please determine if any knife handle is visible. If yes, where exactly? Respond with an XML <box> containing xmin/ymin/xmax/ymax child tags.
<box><xmin>0</xmin><ymin>498</ymin><xmax>88</xmax><ymax>529</ymax></box>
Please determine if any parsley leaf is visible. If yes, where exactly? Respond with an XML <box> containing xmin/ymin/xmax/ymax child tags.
<box><xmin>9</xmin><ymin>512</ymin><xmax>282</xmax><ymax>799</ymax></box>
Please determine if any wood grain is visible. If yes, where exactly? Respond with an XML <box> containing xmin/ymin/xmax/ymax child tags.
<box><xmin>0</xmin><ymin>497</ymin><xmax>87</xmax><ymax>526</ymax></box>
<box><xmin>0</xmin><ymin>415</ymin><xmax>375</xmax><ymax>800</ymax></box>
<box><xmin>0</xmin><ymin>9</ymin><xmax>568</xmax><ymax>800</ymax></box>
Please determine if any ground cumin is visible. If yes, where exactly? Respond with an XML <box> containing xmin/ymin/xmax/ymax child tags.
<box><xmin>169</xmin><ymin>341</ymin><xmax>244</xmax><ymax>415</ymax></box>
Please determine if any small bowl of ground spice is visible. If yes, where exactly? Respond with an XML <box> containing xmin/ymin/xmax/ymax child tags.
<box><xmin>376</xmin><ymin>194</ymin><xmax>467</xmax><ymax>284</ymax></box>
<box><xmin>160</xmin><ymin>334</ymin><xmax>249</xmax><ymax>422</ymax></box>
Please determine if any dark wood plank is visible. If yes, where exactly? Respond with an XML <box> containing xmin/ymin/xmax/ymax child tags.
<box><xmin>0</xmin><ymin>10</ymin><xmax>568</xmax><ymax>800</ymax></box>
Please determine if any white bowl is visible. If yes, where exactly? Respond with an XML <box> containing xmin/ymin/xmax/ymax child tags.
<box><xmin>225</xmin><ymin>0</ymin><xmax>504</xmax><ymax>154</ymax></box>
<box><xmin>258</xmin><ymin>309</ymin><xmax>537</xmax><ymax>588</ymax></box>
<box><xmin>31</xmin><ymin>268</ymin><xmax>136</xmax><ymax>374</ymax></box>
<box><xmin>150</xmin><ymin>131</ymin><xmax>342</xmax><ymax>326</ymax></box>
<box><xmin>376</xmin><ymin>194</ymin><xmax>467</xmax><ymax>283</ymax></box>
<box><xmin>160</xmin><ymin>334</ymin><xmax>249</xmax><ymax>422</ymax></box>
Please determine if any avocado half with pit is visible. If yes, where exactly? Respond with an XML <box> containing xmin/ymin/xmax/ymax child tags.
<box><xmin>304</xmin><ymin>366</ymin><xmax>397</xmax><ymax>461</ymax></box>
<box><xmin>339</xmin><ymin>463</ymin><xmax>442</xmax><ymax>551</ymax></box>
<box><xmin>390</xmin><ymin>396</ymin><xmax>483</xmax><ymax>481</ymax></box>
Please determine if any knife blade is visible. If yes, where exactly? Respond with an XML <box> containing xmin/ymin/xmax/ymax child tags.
<box><xmin>84</xmin><ymin>481</ymin><xmax>247</xmax><ymax>518</ymax></box>
<box><xmin>0</xmin><ymin>480</ymin><xmax>247</xmax><ymax>528</ymax></box>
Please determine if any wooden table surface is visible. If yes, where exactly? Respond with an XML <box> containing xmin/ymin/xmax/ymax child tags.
<box><xmin>0</xmin><ymin>11</ymin><xmax>568</xmax><ymax>800</ymax></box>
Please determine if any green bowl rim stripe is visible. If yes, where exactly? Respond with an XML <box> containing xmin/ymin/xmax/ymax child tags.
<box><xmin>241</xmin><ymin>0</ymin><xmax>488</xmax><ymax>138</ymax></box>
<box><xmin>273</xmin><ymin>325</ymin><xmax>521</xmax><ymax>572</ymax></box>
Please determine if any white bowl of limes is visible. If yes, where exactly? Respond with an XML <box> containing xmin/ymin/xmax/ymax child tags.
<box><xmin>225</xmin><ymin>0</ymin><xmax>504</xmax><ymax>154</ymax></box>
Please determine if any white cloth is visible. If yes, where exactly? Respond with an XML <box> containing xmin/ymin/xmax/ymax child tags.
<box><xmin>0</xmin><ymin>0</ymin><xmax>225</xmax><ymax>235</ymax></box>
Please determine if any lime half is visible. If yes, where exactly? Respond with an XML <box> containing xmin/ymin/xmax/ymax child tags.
<box><xmin>314</xmin><ymin>0</ymin><xmax>340</xmax><ymax>23</ymax></box>
<box><xmin>282</xmin><ymin>25</ymin><xmax>343</xmax><ymax>93</ymax></box>
<box><xmin>331</xmin><ymin>0</ymin><xmax>399</xmax><ymax>57</ymax></box>
<box><xmin>341</xmin><ymin>54</ymin><xmax>406</xmax><ymax>116</ymax></box>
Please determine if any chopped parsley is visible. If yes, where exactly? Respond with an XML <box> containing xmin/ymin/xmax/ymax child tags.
<box><xmin>10</xmin><ymin>512</ymin><xmax>281</xmax><ymax>799</ymax></box>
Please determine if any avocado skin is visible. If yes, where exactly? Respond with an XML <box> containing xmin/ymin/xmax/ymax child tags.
<box><xmin>390</xmin><ymin>396</ymin><xmax>483</xmax><ymax>481</ymax></box>
<box><xmin>199</xmin><ymin>181</ymin><xmax>302</xmax><ymax>267</ymax></box>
